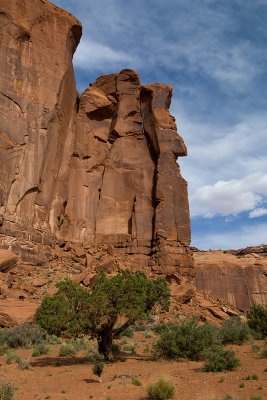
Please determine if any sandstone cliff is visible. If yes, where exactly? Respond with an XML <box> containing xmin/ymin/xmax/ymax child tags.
<box><xmin>0</xmin><ymin>0</ymin><xmax>193</xmax><ymax>280</ymax></box>
<box><xmin>194</xmin><ymin>245</ymin><xmax>267</xmax><ymax>310</ymax></box>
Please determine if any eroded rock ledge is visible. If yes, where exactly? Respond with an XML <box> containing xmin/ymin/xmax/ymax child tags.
<box><xmin>0</xmin><ymin>0</ymin><xmax>193</xmax><ymax>280</ymax></box>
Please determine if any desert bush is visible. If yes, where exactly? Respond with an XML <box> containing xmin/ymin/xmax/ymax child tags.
<box><xmin>58</xmin><ymin>343</ymin><xmax>76</xmax><ymax>357</ymax></box>
<box><xmin>0</xmin><ymin>381</ymin><xmax>16</xmax><ymax>400</ymax></box>
<box><xmin>247</xmin><ymin>304</ymin><xmax>267</xmax><ymax>338</ymax></box>
<box><xmin>33</xmin><ymin>343</ymin><xmax>50</xmax><ymax>355</ymax></box>
<box><xmin>252</xmin><ymin>344</ymin><xmax>261</xmax><ymax>353</ymax></box>
<box><xmin>118</xmin><ymin>326</ymin><xmax>134</xmax><ymax>338</ymax></box>
<box><xmin>146</xmin><ymin>378</ymin><xmax>175</xmax><ymax>400</ymax></box>
<box><xmin>132</xmin><ymin>377</ymin><xmax>142</xmax><ymax>386</ymax></box>
<box><xmin>92</xmin><ymin>353</ymin><xmax>105</xmax><ymax>382</ymax></box>
<box><xmin>153</xmin><ymin>317</ymin><xmax>219</xmax><ymax>361</ymax></box>
<box><xmin>202</xmin><ymin>345</ymin><xmax>241</xmax><ymax>372</ymax></box>
<box><xmin>0</xmin><ymin>323</ymin><xmax>46</xmax><ymax>348</ymax></box>
<box><xmin>17</xmin><ymin>356</ymin><xmax>32</xmax><ymax>370</ymax></box>
<box><xmin>46</xmin><ymin>334</ymin><xmax>61</xmax><ymax>345</ymax></box>
<box><xmin>219</xmin><ymin>317</ymin><xmax>252</xmax><ymax>345</ymax></box>
<box><xmin>5</xmin><ymin>352</ymin><xmax>20</xmax><ymax>365</ymax></box>
<box><xmin>0</xmin><ymin>344</ymin><xmax>8</xmax><ymax>356</ymax></box>
<box><xmin>71</xmin><ymin>337</ymin><xmax>90</xmax><ymax>351</ymax></box>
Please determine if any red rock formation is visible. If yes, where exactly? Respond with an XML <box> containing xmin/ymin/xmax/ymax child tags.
<box><xmin>0</xmin><ymin>0</ymin><xmax>193</xmax><ymax>278</ymax></box>
<box><xmin>193</xmin><ymin>246</ymin><xmax>267</xmax><ymax>310</ymax></box>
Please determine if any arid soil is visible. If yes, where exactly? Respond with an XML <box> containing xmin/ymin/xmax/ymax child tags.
<box><xmin>0</xmin><ymin>332</ymin><xmax>266</xmax><ymax>400</ymax></box>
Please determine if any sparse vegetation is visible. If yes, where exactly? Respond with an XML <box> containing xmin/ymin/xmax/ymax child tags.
<box><xmin>92</xmin><ymin>353</ymin><xmax>104</xmax><ymax>382</ymax></box>
<box><xmin>0</xmin><ymin>323</ymin><xmax>46</xmax><ymax>348</ymax></box>
<box><xmin>58</xmin><ymin>343</ymin><xmax>76</xmax><ymax>357</ymax></box>
<box><xmin>146</xmin><ymin>378</ymin><xmax>175</xmax><ymax>400</ymax></box>
<box><xmin>132</xmin><ymin>377</ymin><xmax>142</xmax><ymax>386</ymax></box>
<box><xmin>0</xmin><ymin>381</ymin><xmax>16</xmax><ymax>400</ymax></box>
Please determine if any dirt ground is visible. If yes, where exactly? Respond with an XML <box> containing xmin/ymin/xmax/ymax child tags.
<box><xmin>0</xmin><ymin>332</ymin><xmax>266</xmax><ymax>400</ymax></box>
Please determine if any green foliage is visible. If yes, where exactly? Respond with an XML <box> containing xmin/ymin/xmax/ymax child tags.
<box><xmin>34</xmin><ymin>343</ymin><xmax>50</xmax><ymax>355</ymax></box>
<box><xmin>45</xmin><ymin>334</ymin><xmax>61</xmax><ymax>345</ymax></box>
<box><xmin>0</xmin><ymin>323</ymin><xmax>46</xmax><ymax>348</ymax></box>
<box><xmin>6</xmin><ymin>352</ymin><xmax>20</xmax><ymax>365</ymax></box>
<box><xmin>0</xmin><ymin>344</ymin><xmax>8</xmax><ymax>356</ymax></box>
<box><xmin>146</xmin><ymin>378</ymin><xmax>175</xmax><ymax>400</ymax></box>
<box><xmin>251</xmin><ymin>374</ymin><xmax>258</xmax><ymax>380</ymax></box>
<box><xmin>153</xmin><ymin>317</ymin><xmax>219</xmax><ymax>361</ymax></box>
<box><xmin>219</xmin><ymin>317</ymin><xmax>252</xmax><ymax>345</ymax></box>
<box><xmin>247</xmin><ymin>304</ymin><xmax>267</xmax><ymax>338</ymax></box>
<box><xmin>250</xmin><ymin>397</ymin><xmax>262</xmax><ymax>400</ymax></box>
<box><xmin>17</xmin><ymin>357</ymin><xmax>32</xmax><ymax>370</ymax></box>
<box><xmin>0</xmin><ymin>381</ymin><xmax>16</xmax><ymax>400</ymax></box>
<box><xmin>35</xmin><ymin>270</ymin><xmax>170</xmax><ymax>360</ymax></box>
<box><xmin>202</xmin><ymin>345</ymin><xmax>240</xmax><ymax>372</ymax></box>
<box><xmin>252</xmin><ymin>344</ymin><xmax>261</xmax><ymax>353</ymax></box>
<box><xmin>132</xmin><ymin>377</ymin><xmax>142</xmax><ymax>386</ymax></box>
<box><xmin>31</xmin><ymin>349</ymin><xmax>40</xmax><ymax>357</ymax></box>
<box><xmin>58</xmin><ymin>343</ymin><xmax>76</xmax><ymax>357</ymax></box>
<box><xmin>92</xmin><ymin>353</ymin><xmax>105</xmax><ymax>380</ymax></box>
<box><xmin>118</xmin><ymin>326</ymin><xmax>134</xmax><ymax>338</ymax></box>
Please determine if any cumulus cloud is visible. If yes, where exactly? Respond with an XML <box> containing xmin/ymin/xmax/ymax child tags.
<box><xmin>74</xmin><ymin>39</ymin><xmax>134</xmax><ymax>70</ymax></box>
<box><xmin>190</xmin><ymin>173</ymin><xmax>267</xmax><ymax>218</ymax></box>
<box><xmin>249</xmin><ymin>208</ymin><xmax>267</xmax><ymax>218</ymax></box>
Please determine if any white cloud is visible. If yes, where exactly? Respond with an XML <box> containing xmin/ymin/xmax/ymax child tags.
<box><xmin>249</xmin><ymin>207</ymin><xmax>267</xmax><ymax>218</ymax></box>
<box><xmin>192</xmin><ymin>222</ymin><xmax>267</xmax><ymax>250</ymax></box>
<box><xmin>73</xmin><ymin>39</ymin><xmax>134</xmax><ymax>70</ymax></box>
<box><xmin>190</xmin><ymin>172</ymin><xmax>267</xmax><ymax>218</ymax></box>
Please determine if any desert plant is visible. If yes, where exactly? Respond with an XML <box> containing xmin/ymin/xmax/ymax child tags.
<box><xmin>17</xmin><ymin>356</ymin><xmax>32</xmax><ymax>370</ymax></box>
<box><xmin>5</xmin><ymin>351</ymin><xmax>20</xmax><ymax>365</ymax></box>
<box><xmin>132</xmin><ymin>377</ymin><xmax>142</xmax><ymax>386</ymax></box>
<box><xmin>46</xmin><ymin>334</ymin><xmax>61</xmax><ymax>345</ymax></box>
<box><xmin>0</xmin><ymin>381</ymin><xmax>16</xmax><ymax>400</ymax></box>
<box><xmin>252</xmin><ymin>344</ymin><xmax>261</xmax><ymax>352</ymax></box>
<box><xmin>92</xmin><ymin>353</ymin><xmax>104</xmax><ymax>383</ymax></box>
<box><xmin>0</xmin><ymin>344</ymin><xmax>8</xmax><ymax>356</ymax></box>
<box><xmin>35</xmin><ymin>270</ymin><xmax>170</xmax><ymax>360</ymax></box>
<box><xmin>247</xmin><ymin>304</ymin><xmax>267</xmax><ymax>338</ymax></box>
<box><xmin>118</xmin><ymin>326</ymin><xmax>134</xmax><ymax>338</ymax></box>
<box><xmin>202</xmin><ymin>345</ymin><xmax>241</xmax><ymax>372</ymax></box>
<box><xmin>146</xmin><ymin>378</ymin><xmax>175</xmax><ymax>400</ymax></box>
<box><xmin>59</xmin><ymin>343</ymin><xmax>76</xmax><ymax>357</ymax></box>
<box><xmin>219</xmin><ymin>317</ymin><xmax>252</xmax><ymax>345</ymax></box>
<box><xmin>154</xmin><ymin>317</ymin><xmax>219</xmax><ymax>361</ymax></box>
<box><xmin>34</xmin><ymin>343</ymin><xmax>50</xmax><ymax>355</ymax></box>
<box><xmin>0</xmin><ymin>323</ymin><xmax>46</xmax><ymax>348</ymax></box>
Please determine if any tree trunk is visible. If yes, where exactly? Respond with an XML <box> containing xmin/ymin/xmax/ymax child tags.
<box><xmin>98</xmin><ymin>332</ymin><xmax>113</xmax><ymax>361</ymax></box>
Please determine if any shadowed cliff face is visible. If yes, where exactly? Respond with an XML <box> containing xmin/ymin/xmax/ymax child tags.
<box><xmin>0</xmin><ymin>0</ymin><xmax>193</xmax><ymax>277</ymax></box>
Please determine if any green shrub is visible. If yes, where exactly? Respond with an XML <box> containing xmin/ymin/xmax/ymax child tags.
<box><xmin>46</xmin><ymin>334</ymin><xmax>61</xmax><ymax>345</ymax></box>
<box><xmin>92</xmin><ymin>353</ymin><xmax>104</xmax><ymax>382</ymax></box>
<box><xmin>0</xmin><ymin>323</ymin><xmax>46</xmax><ymax>348</ymax></box>
<box><xmin>146</xmin><ymin>378</ymin><xmax>175</xmax><ymax>400</ymax></box>
<box><xmin>202</xmin><ymin>345</ymin><xmax>241</xmax><ymax>372</ymax></box>
<box><xmin>252</xmin><ymin>344</ymin><xmax>261</xmax><ymax>353</ymax></box>
<box><xmin>154</xmin><ymin>317</ymin><xmax>219</xmax><ymax>361</ymax></box>
<box><xmin>219</xmin><ymin>317</ymin><xmax>252</xmax><ymax>345</ymax></box>
<box><xmin>6</xmin><ymin>352</ymin><xmax>20</xmax><ymax>365</ymax></box>
<box><xmin>58</xmin><ymin>343</ymin><xmax>76</xmax><ymax>357</ymax></box>
<box><xmin>34</xmin><ymin>343</ymin><xmax>50</xmax><ymax>355</ymax></box>
<box><xmin>0</xmin><ymin>344</ymin><xmax>8</xmax><ymax>356</ymax></box>
<box><xmin>31</xmin><ymin>349</ymin><xmax>40</xmax><ymax>357</ymax></box>
<box><xmin>251</xmin><ymin>374</ymin><xmax>258</xmax><ymax>380</ymax></box>
<box><xmin>71</xmin><ymin>337</ymin><xmax>90</xmax><ymax>351</ymax></box>
<box><xmin>118</xmin><ymin>326</ymin><xmax>134</xmax><ymax>338</ymax></box>
<box><xmin>247</xmin><ymin>304</ymin><xmax>267</xmax><ymax>338</ymax></box>
<box><xmin>17</xmin><ymin>356</ymin><xmax>32</xmax><ymax>370</ymax></box>
<box><xmin>250</xmin><ymin>397</ymin><xmax>261</xmax><ymax>400</ymax></box>
<box><xmin>132</xmin><ymin>377</ymin><xmax>142</xmax><ymax>386</ymax></box>
<box><xmin>0</xmin><ymin>381</ymin><xmax>16</xmax><ymax>400</ymax></box>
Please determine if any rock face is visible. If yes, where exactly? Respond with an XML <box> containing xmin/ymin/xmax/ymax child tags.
<box><xmin>194</xmin><ymin>246</ymin><xmax>267</xmax><ymax>310</ymax></box>
<box><xmin>0</xmin><ymin>0</ymin><xmax>193</xmax><ymax>278</ymax></box>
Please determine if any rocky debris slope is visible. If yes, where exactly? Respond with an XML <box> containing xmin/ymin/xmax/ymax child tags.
<box><xmin>0</xmin><ymin>0</ymin><xmax>193</xmax><ymax>281</ymax></box>
<box><xmin>193</xmin><ymin>245</ymin><xmax>267</xmax><ymax>310</ymax></box>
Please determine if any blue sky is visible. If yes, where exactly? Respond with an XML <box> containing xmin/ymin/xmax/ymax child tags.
<box><xmin>53</xmin><ymin>0</ymin><xmax>267</xmax><ymax>250</ymax></box>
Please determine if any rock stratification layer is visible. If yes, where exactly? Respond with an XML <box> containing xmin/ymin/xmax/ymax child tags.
<box><xmin>0</xmin><ymin>0</ymin><xmax>193</xmax><ymax>277</ymax></box>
